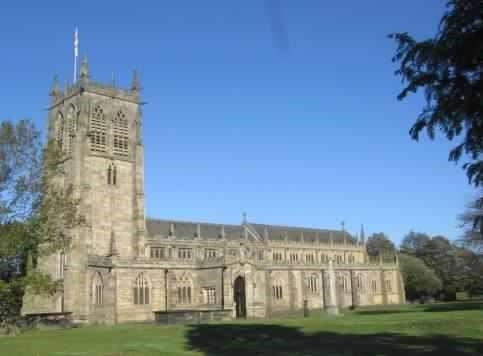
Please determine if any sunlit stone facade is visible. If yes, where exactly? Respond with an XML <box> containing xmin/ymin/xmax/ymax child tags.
<box><xmin>22</xmin><ymin>62</ymin><xmax>405</xmax><ymax>323</ymax></box>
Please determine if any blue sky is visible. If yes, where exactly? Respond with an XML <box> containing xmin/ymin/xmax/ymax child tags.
<box><xmin>1</xmin><ymin>1</ymin><xmax>475</xmax><ymax>244</ymax></box>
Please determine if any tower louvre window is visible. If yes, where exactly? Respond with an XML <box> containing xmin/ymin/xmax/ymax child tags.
<box><xmin>90</xmin><ymin>105</ymin><xmax>107</xmax><ymax>152</ymax></box>
<box><xmin>66</xmin><ymin>105</ymin><xmax>76</xmax><ymax>154</ymax></box>
<box><xmin>113</xmin><ymin>110</ymin><xmax>128</xmax><ymax>156</ymax></box>
<box><xmin>107</xmin><ymin>163</ymin><xmax>117</xmax><ymax>185</ymax></box>
<box><xmin>56</xmin><ymin>112</ymin><xmax>65</xmax><ymax>151</ymax></box>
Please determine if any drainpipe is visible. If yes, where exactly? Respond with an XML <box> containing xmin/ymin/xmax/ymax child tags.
<box><xmin>164</xmin><ymin>269</ymin><xmax>168</xmax><ymax>312</ymax></box>
<box><xmin>221</xmin><ymin>266</ymin><xmax>225</xmax><ymax>310</ymax></box>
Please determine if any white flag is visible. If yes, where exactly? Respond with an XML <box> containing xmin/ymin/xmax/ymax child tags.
<box><xmin>74</xmin><ymin>27</ymin><xmax>79</xmax><ymax>57</ymax></box>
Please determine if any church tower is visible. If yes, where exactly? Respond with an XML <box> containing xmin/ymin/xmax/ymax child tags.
<box><xmin>32</xmin><ymin>58</ymin><xmax>146</xmax><ymax>321</ymax></box>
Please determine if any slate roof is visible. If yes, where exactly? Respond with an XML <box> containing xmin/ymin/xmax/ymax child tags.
<box><xmin>146</xmin><ymin>218</ymin><xmax>356</xmax><ymax>244</ymax></box>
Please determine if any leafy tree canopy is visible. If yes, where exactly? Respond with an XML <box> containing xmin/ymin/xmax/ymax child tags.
<box><xmin>459</xmin><ymin>193</ymin><xmax>483</xmax><ymax>249</ymax></box>
<box><xmin>399</xmin><ymin>253</ymin><xmax>443</xmax><ymax>300</ymax></box>
<box><xmin>390</xmin><ymin>0</ymin><xmax>483</xmax><ymax>186</ymax></box>
<box><xmin>400</xmin><ymin>231</ymin><xmax>431</xmax><ymax>255</ymax></box>
<box><xmin>0</xmin><ymin>119</ymin><xmax>78</xmax><ymax>329</ymax></box>
<box><xmin>366</xmin><ymin>233</ymin><xmax>396</xmax><ymax>257</ymax></box>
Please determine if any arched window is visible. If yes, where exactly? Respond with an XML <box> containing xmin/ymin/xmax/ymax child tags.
<box><xmin>66</xmin><ymin>104</ymin><xmax>76</xmax><ymax>154</ymax></box>
<box><xmin>307</xmin><ymin>274</ymin><xmax>318</xmax><ymax>294</ymax></box>
<box><xmin>371</xmin><ymin>280</ymin><xmax>377</xmax><ymax>295</ymax></box>
<box><xmin>113</xmin><ymin>109</ymin><xmax>129</xmax><ymax>156</ymax></box>
<box><xmin>56</xmin><ymin>112</ymin><xmax>64</xmax><ymax>151</ymax></box>
<box><xmin>107</xmin><ymin>163</ymin><xmax>117</xmax><ymax>185</ymax></box>
<box><xmin>93</xmin><ymin>272</ymin><xmax>103</xmax><ymax>305</ymax></box>
<box><xmin>90</xmin><ymin>104</ymin><xmax>107</xmax><ymax>152</ymax></box>
<box><xmin>385</xmin><ymin>279</ymin><xmax>392</xmax><ymax>293</ymax></box>
<box><xmin>176</xmin><ymin>273</ymin><xmax>193</xmax><ymax>305</ymax></box>
<box><xmin>133</xmin><ymin>273</ymin><xmax>150</xmax><ymax>305</ymax></box>
<box><xmin>272</xmin><ymin>280</ymin><xmax>283</xmax><ymax>300</ymax></box>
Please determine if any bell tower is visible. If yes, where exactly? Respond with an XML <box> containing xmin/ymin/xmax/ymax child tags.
<box><xmin>44</xmin><ymin>59</ymin><xmax>146</xmax><ymax>320</ymax></box>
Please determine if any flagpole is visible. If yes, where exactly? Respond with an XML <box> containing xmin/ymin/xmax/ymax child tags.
<box><xmin>73</xmin><ymin>27</ymin><xmax>78</xmax><ymax>83</ymax></box>
<box><xmin>73</xmin><ymin>51</ymin><xmax>77</xmax><ymax>84</ymax></box>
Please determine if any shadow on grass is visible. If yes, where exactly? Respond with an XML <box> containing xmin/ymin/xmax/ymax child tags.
<box><xmin>423</xmin><ymin>302</ymin><xmax>483</xmax><ymax>313</ymax></box>
<box><xmin>354</xmin><ymin>309</ymin><xmax>416</xmax><ymax>316</ymax></box>
<box><xmin>186</xmin><ymin>324</ymin><xmax>483</xmax><ymax>356</ymax></box>
<box><xmin>354</xmin><ymin>301</ymin><xmax>483</xmax><ymax>316</ymax></box>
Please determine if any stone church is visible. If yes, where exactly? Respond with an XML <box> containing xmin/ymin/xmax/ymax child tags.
<box><xmin>22</xmin><ymin>58</ymin><xmax>405</xmax><ymax>323</ymax></box>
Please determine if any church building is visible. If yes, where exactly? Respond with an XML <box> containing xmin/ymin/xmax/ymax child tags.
<box><xmin>22</xmin><ymin>59</ymin><xmax>405</xmax><ymax>323</ymax></box>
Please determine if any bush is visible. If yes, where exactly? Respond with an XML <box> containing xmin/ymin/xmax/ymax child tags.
<box><xmin>399</xmin><ymin>254</ymin><xmax>442</xmax><ymax>301</ymax></box>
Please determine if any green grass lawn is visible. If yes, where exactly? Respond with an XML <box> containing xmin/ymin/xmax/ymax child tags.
<box><xmin>1</xmin><ymin>302</ymin><xmax>482</xmax><ymax>356</ymax></box>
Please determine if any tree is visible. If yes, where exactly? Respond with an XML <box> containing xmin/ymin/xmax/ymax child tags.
<box><xmin>390</xmin><ymin>0</ymin><xmax>483</xmax><ymax>187</ymax></box>
<box><xmin>399</xmin><ymin>254</ymin><xmax>443</xmax><ymax>301</ymax></box>
<box><xmin>453</xmin><ymin>246</ymin><xmax>483</xmax><ymax>296</ymax></box>
<box><xmin>400</xmin><ymin>232</ymin><xmax>478</xmax><ymax>300</ymax></box>
<box><xmin>400</xmin><ymin>231</ymin><xmax>431</xmax><ymax>255</ymax></box>
<box><xmin>0</xmin><ymin>119</ymin><xmax>77</xmax><ymax>332</ymax></box>
<box><xmin>366</xmin><ymin>233</ymin><xmax>396</xmax><ymax>257</ymax></box>
<box><xmin>459</xmin><ymin>193</ymin><xmax>483</xmax><ymax>250</ymax></box>
<box><xmin>420</xmin><ymin>236</ymin><xmax>462</xmax><ymax>299</ymax></box>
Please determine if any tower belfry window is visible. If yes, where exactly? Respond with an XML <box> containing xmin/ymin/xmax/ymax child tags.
<box><xmin>107</xmin><ymin>163</ymin><xmax>117</xmax><ymax>185</ymax></box>
<box><xmin>90</xmin><ymin>105</ymin><xmax>107</xmax><ymax>152</ymax></box>
<box><xmin>113</xmin><ymin>110</ymin><xmax>128</xmax><ymax>156</ymax></box>
<box><xmin>56</xmin><ymin>112</ymin><xmax>65</xmax><ymax>151</ymax></box>
<box><xmin>66</xmin><ymin>105</ymin><xmax>76</xmax><ymax>154</ymax></box>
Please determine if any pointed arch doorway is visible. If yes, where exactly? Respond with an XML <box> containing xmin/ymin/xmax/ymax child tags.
<box><xmin>234</xmin><ymin>276</ymin><xmax>247</xmax><ymax>318</ymax></box>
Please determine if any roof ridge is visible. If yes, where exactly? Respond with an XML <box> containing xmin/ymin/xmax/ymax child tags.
<box><xmin>146</xmin><ymin>217</ymin><xmax>240</xmax><ymax>229</ymax></box>
<box><xmin>250</xmin><ymin>222</ymin><xmax>343</xmax><ymax>234</ymax></box>
<box><xmin>146</xmin><ymin>218</ymin><xmax>351</xmax><ymax>236</ymax></box>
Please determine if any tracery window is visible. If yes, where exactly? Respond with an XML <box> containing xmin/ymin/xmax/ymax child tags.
<box><xmin>176</xmin><ymin>274</ymin><xmax>193</xmax><ymax>305</ymax></box>
<box><xmin>113</xmin><ymin>110</ymin><xmax>128</xmax><ymax>156</ymax></box>
<box><xmin>107</xmin><ymin>163</ymin><xmax>117</xmax><ymax>185</ymax></box>
<box><xmin>133</xmin><ymin>273</ymin><xmax>150</xmax><ymax>305</ymax></box>
<box><xmin>90</xmin><ymin>105</ymin><xmax>107</xmax><ymax>152</ymax></box>
<box><xmin>93</xmin><ymin>272</ymin><xmax>103</xmax><ymax>305</ymax></box>
<box><xmin>56</xmin><ymin>112</ymin><xmax>65</xmax><ymax>151</ymax></box>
